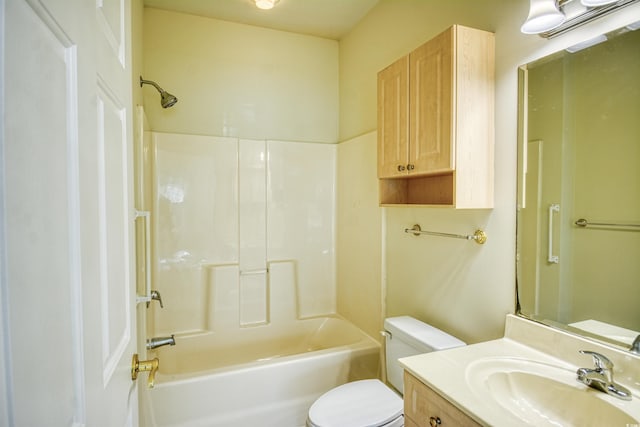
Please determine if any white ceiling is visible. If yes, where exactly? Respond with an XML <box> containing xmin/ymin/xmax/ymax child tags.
<box><xmin>143</xmin><ymin>0</ymin><xmax>380</xmax><ymax>40</ymax></box>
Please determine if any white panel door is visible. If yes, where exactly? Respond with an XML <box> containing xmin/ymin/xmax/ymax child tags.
<box><xmin>1</xmin><ymin>0</ymin><xmax>136</xmax><ymax>425</ymax></box>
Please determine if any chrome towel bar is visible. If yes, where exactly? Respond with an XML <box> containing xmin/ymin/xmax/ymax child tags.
<box><xmin>404</xmin><ymin>224</ymin><xmax>487</xmax><ymax>245</ymax></box>
<box><xmin>575</xmin><ymin>219</ymin><xmax>640</xmax><ymax>229</ymax></box>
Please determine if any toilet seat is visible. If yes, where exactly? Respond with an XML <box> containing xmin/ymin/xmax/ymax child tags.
<box><xmin>307</xmin><ymin>379</ymin><xmax>403</xmax><ymax>427</ymax></box>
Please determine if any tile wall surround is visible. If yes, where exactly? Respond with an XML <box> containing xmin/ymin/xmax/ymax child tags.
<box><xmin>149</xmin><ymin>132</ymin><xmax>336</xmax><ymax>337</ymax></box>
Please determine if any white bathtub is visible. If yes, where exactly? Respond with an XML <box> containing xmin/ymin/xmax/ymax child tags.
<box><xmin>147</xmin><ymin>316</ymin><xmax>380</xmax><ymax>427</ymax></box>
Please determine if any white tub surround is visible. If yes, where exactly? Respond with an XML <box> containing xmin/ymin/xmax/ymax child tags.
<box><xmin>400</xmin><ymin>314</ymin><xmax>640</xmax><ymax>426</ymax></box>
<box><xmin>149</xmin><ymin>132</ymin><xmax>337</xmax><ymax>336</ymax></box>
<box><xmin>143</xmin><ymin>132</ymin><xmax>361</xmax><ymax>426</ymax></box>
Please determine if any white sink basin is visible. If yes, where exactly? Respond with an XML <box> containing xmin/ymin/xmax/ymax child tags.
<box><xmin>465</xmin><ymin>357</ymin><xmax>640</xmax><ymax>426</ymax></box>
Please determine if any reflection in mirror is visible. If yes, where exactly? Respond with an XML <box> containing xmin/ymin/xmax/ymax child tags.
<box><xmin>516</xmin><ymin>25</ymin><xmax>640</xmax><ymax>352</ymax></box>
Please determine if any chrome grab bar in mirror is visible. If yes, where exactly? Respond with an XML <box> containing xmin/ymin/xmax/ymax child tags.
<box><xmin>548</xmin><ymin>204</ymin><xmax>560</xmax><ymax>264</ymax></box>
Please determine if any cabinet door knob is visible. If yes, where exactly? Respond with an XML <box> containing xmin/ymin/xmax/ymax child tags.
<box><xmin>407</xmin><ymin>164</ymin><xmax>415</xmax><ymax>171</ymax></box>
<box><xmin>397</xmin><ymin>165</ymin><xmax>406</xmax><ymax>172</ymax></box>
<box><xmin>429</xmin><ymin>416</ymin><xmax>442</xmax><ymax>426</ymax></box>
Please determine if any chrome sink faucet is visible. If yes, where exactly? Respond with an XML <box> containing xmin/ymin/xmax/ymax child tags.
<box><xmin>631</xmin><ymin>335</ymin><xmax>640</xmax><ymax>354</ymax></box>
<box><xmin>576</xmin><ymin>350</ymin><xmax>632</xmax><ymax>401</ymax></box>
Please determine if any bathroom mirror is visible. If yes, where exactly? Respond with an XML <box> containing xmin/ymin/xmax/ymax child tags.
<box><xmin>516</xmin><ymin>25</ymin><xmax>640</xmax><ymax>351</ymax></box>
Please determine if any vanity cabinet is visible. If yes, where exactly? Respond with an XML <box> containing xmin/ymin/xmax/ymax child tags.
<box><xmin>404</xmin><ymin>371</ymin><xmax>481</xmax><ymax>427</ymax></box>
<box><xmin>377</xmin><ymin>25</ymin><xmax>494</xmax><ymax>207</ymax></box>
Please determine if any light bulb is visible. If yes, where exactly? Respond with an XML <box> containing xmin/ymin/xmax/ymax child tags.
<box><xmin>521</xmin><ymin>0</ymin><xmax>566</xmax><ymax>34</ymax></box>
<box><xmin>581</xmin><ymin>0</ymin><xmax>618</xmax><ymax>6</ymax></box>
<box><xmin>255</xmin><ymin>0</ymin><xmax>277</xmax><ymax>10</ymax></box>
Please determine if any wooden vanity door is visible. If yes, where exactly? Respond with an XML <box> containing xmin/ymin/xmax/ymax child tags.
<box><xmin>404</xmin><ymin>372</ymin><xmax>481</xmax><ymax>427</ymax></box>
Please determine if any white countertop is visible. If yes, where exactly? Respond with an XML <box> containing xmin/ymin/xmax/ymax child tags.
<box><xmin>399</xmin><ymin>315</ymin><xmax>640</xmax><ymax>426</ymax></box>
<box><xmin>400</xmin><ymin>338</ymin><xmax>575</xmax><ymax>426</ymax></box>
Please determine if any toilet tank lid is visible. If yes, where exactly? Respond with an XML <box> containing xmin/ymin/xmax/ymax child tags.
<box><xmin>384</xmin><ymin>316</ymin><xmax>465</xmax><ymax>351</ymax></box>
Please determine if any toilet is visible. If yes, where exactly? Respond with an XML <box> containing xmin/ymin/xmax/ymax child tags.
<box><xmin>306</xmin><ymin>316</ymin><xmax>466</xmax><ymax>427</ymax></box>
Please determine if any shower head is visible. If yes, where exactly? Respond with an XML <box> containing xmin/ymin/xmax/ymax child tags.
<box><xmin>160</xmin><ymin>91</ymin><xmax>178</xmax><ymax>109</ymax></box>
<box><xmin>140</xmin><ymin>76</ymin><xmax>178</xmax><ymax>108</ymax></box>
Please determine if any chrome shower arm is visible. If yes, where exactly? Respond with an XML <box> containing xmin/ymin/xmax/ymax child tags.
<box><xmin>140</xmin><ymin>76</ymin><xmax>163</xmax><ymax>92</ymax></box>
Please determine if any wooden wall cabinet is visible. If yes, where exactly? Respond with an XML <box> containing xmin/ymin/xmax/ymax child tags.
<box><xmin>404</xmin><ymin>371</ymin><xmax>481</xmax><ymax>427</ymax></box>
<box><xmin>377</xmin><ymin>25</ymin><xmax>495</xmax><ymax>208</ymax></box>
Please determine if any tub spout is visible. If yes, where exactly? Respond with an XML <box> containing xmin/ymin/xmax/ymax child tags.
<box><xmin>147</xmin><ymin>334</ymin><xmax>176</xmax><ymax>350</ymax></box>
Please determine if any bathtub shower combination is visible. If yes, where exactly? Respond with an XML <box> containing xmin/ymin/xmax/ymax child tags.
<box><xmin>141</xmin><ymin>132</ymin><xmax>379</xmax><ymax>426</ymax></box>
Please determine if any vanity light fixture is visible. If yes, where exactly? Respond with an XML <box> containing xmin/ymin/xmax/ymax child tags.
<box><xmin>521</xmin><ymin>0</ymin><xmax>566</xmax><ymax>34</ymax></box>
<box><xmin>255</xmin><ymin>0</ymin><xmax>279</xmax><ymax>10</ymax></box>
<box><xmin>522</xmin><ymin>0</ymin><xmax>640</xmax><ymax>38</ymax></box>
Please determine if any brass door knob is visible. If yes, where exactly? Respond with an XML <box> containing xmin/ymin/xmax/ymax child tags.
<box><xmin>131</xmin><ymin>354</ymin><xmax>159</xmax><ymax>388</ymax></box>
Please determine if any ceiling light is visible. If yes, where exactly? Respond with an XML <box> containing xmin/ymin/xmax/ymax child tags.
<box><xmin>521</xmin><ymin>0</ymin><xmax>566</xmax><ymax>34</ymax></box>
<box><xmin>255</xmin><ymin>0</ymin><xmax>278</xmax><ymax>10</ymax></box>
<box><xmin>581</xmin><ymin>0</ymin><xmax>618</xmax><ymax>6</ymax></box>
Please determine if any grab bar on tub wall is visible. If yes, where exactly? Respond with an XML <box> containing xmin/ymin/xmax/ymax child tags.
<box><xmin>135</xmin><ymin>209</ymin><xmax>152</xmax><ymax>304</ymax></box>
<box><xmin>548</xmin><ymin>204</ymin><xmax>560</xmax><ymax>264</ymax></box>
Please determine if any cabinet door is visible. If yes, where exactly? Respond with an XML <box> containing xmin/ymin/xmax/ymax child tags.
<box><xmin>404</xmin><ymin>372</ymin><xmax>481</xmax><ymax>427</ymax></box>
<box><xmin>410</xmin><ymin>27</ymin><xmax>453</xmax><ymax>175</ymax></box>
<box><xmin>404</xmin><ymin>416</ymin><xmax>420</xmax><ymax>427</ymax></box>
<box><xmin>378</xmin><ymin>55</ymin><xmax>409</xmax><ymax>178</ymax></box>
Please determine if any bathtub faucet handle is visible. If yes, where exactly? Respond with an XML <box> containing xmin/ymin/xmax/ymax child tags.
<box><xmin>146</xmin><ymin>290</ymin><xmax>164</xmax><ymax>308</ymax></box>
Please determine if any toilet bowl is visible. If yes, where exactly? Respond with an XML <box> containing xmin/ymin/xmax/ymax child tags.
<box><xmin>307</xmin><ymin>379</ymin><xmax>403</xmax><ymax>427</ymax></box>
<box><xmin>306</xmin><ymin>316</ymin><xmax>465</xmax><ymax>427</ymax></box>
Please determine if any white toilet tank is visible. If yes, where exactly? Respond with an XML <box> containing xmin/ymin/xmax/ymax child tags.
<box><xmin>384</xmin><ymin>316</ymin><xmax>465</xmax><ymax>394</ymax></box>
